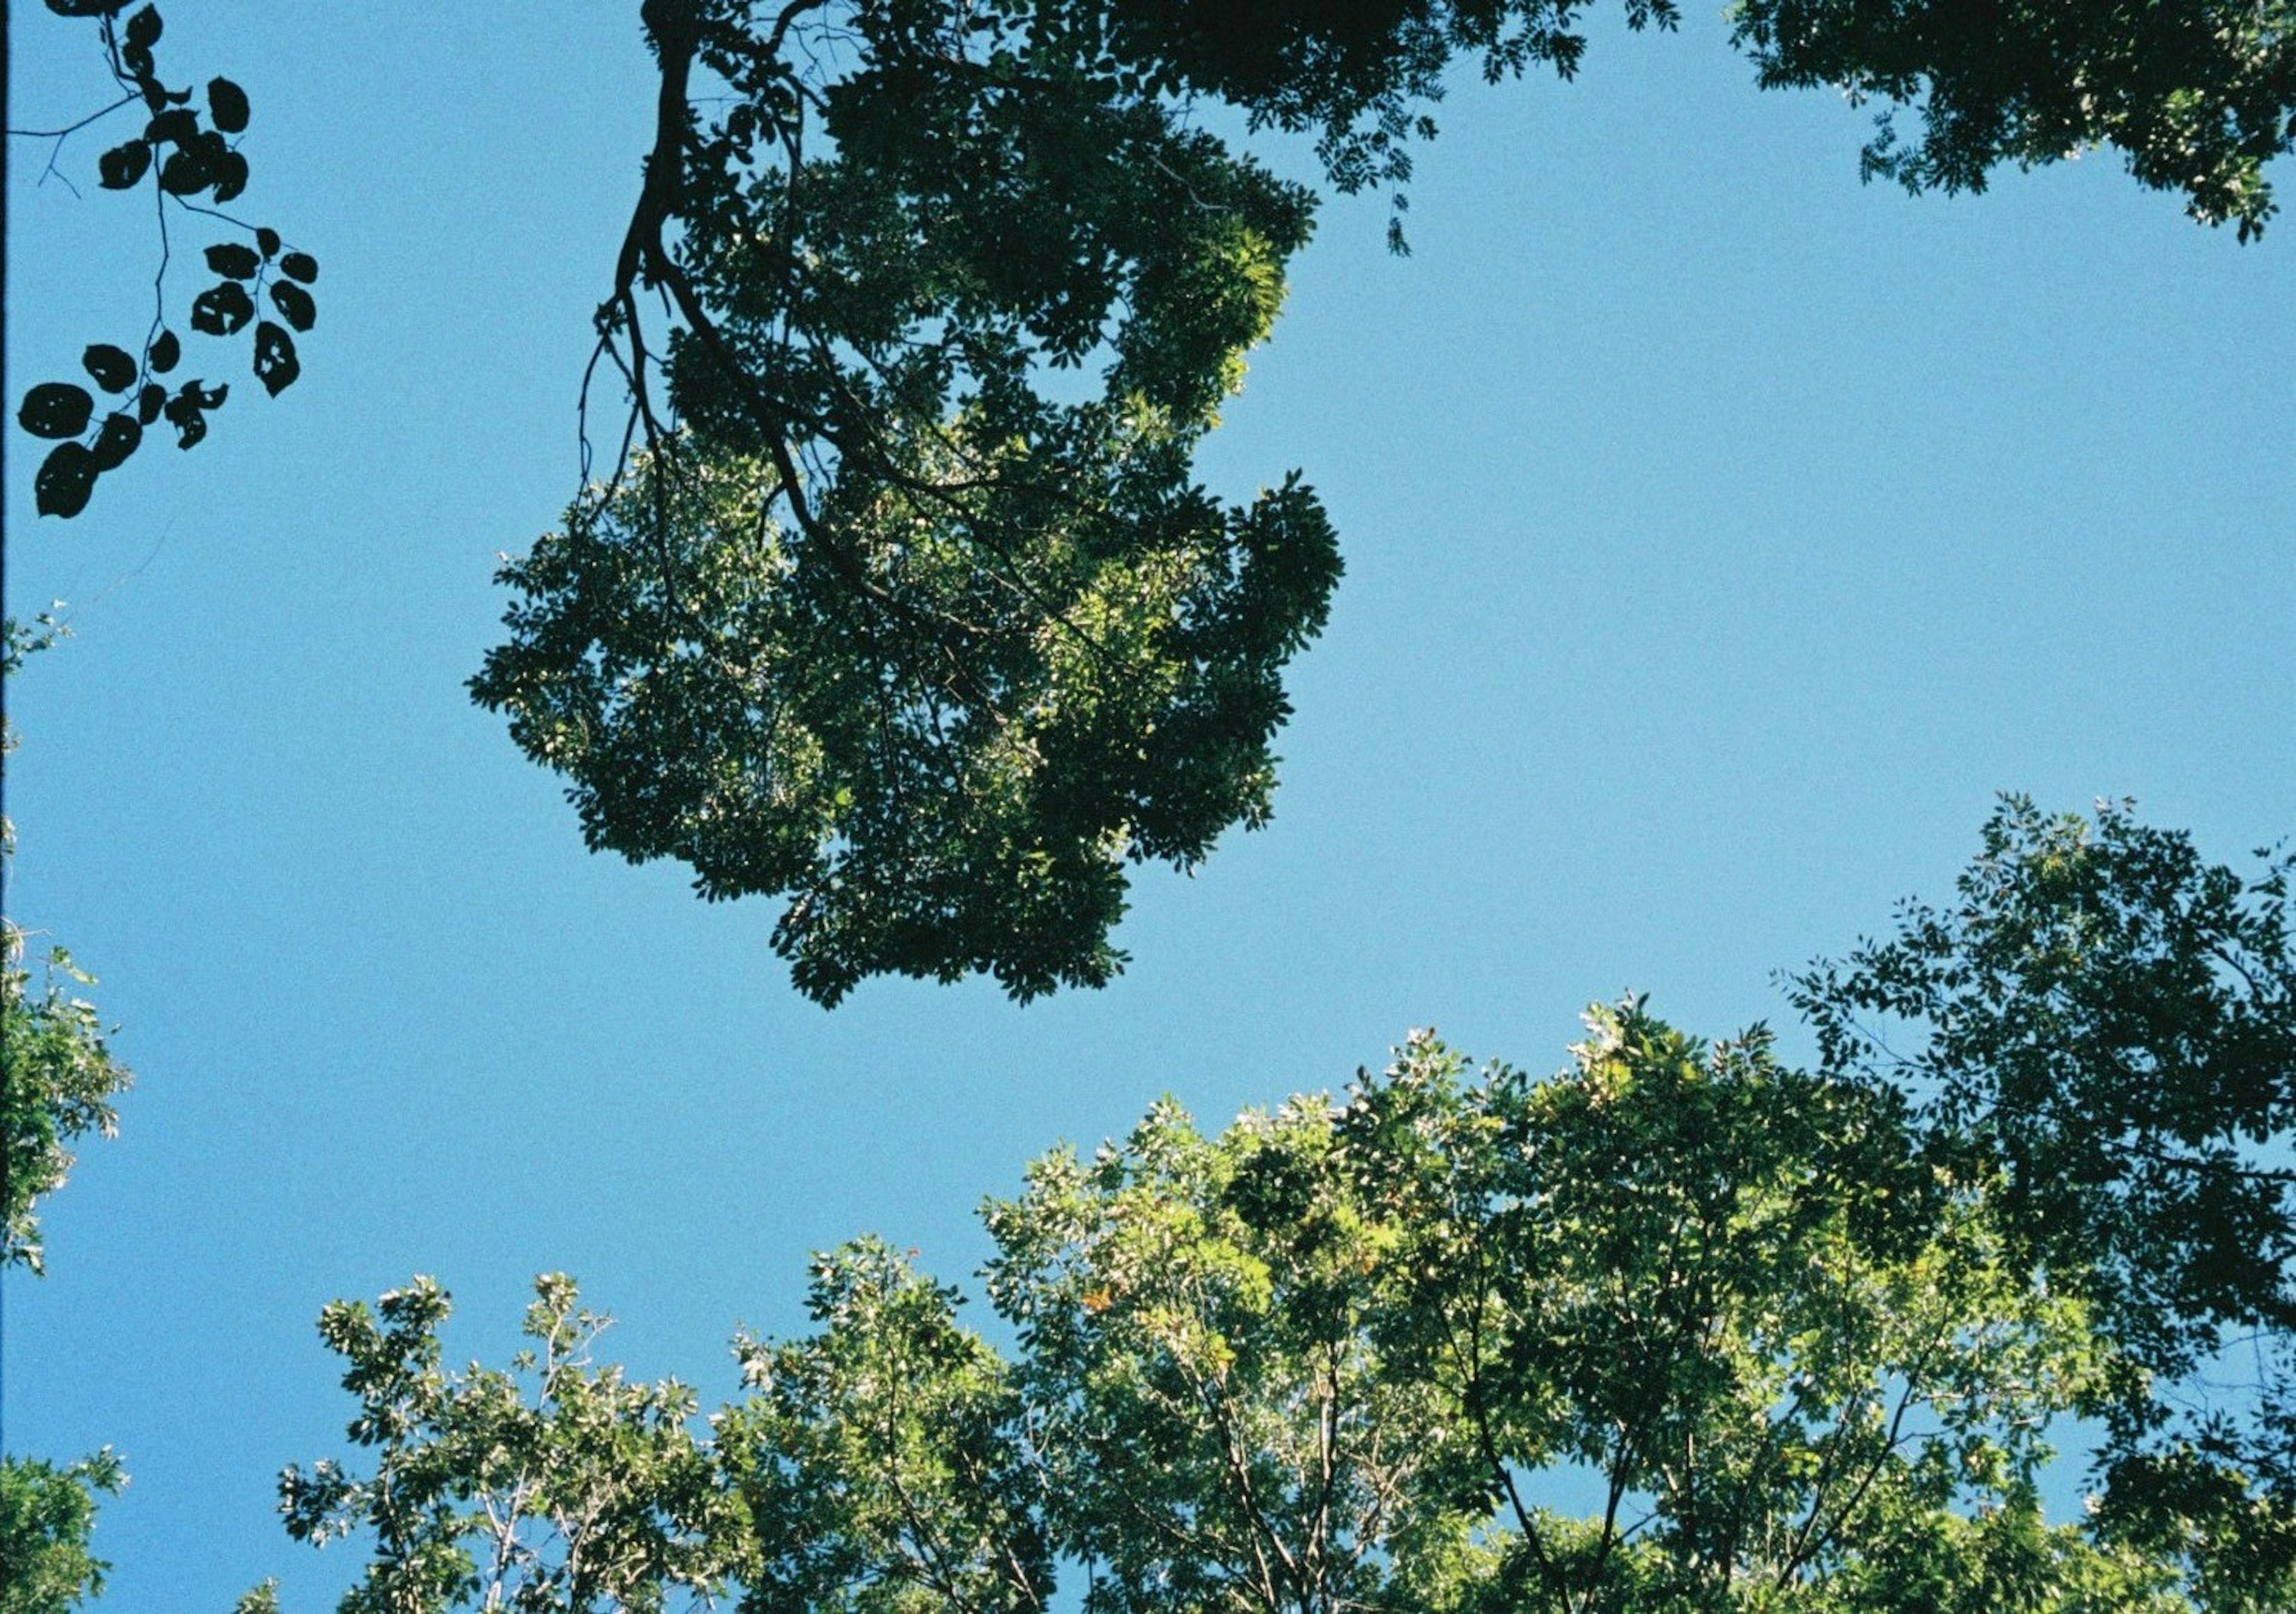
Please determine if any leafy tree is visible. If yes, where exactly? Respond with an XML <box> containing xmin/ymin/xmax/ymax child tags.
<box><xmin>21</xmin><ymin>0</ymin><xmax>2292</xmax><ymax>1002</ymax></box>
<box><xmin>715</xmin><ymin>1237</ymin><xmax>1053</xmax><ymax>1613</ymax></box>
<box><xmin>471</xmin><ymin>0</ymin><xmax>1341</xmax><ymax>1005</ymax></box>
<box><xmin>271</xmin><ymin>999</ymin><xmax>2220</xmax><ymax>1611</ymax></box>
<box><xmin>1</xmin><ymin>618</ymin><xmax>136</xmax><ymax>1609</ymax></box>
<box><xmin>2</xmin><ymin>616</ymin><xmax>135</xmax><ymax>1276</ymax></box>
<box><xmin>1793</xmin><ymin>796</ymin><xmax>2296</xmax><ymax>1609</ymax></box>
<box><xmin>1728</xmin><ymin>0</ymin><xmax>2296</xmax><ymax>241</ymax></box>
<box><xmin>1092</xmin><ymin>0</ymin><xmax>2296</xmax><ymax>240</ymax></box>
<box><xmin>0</xmin><ymin>1450</ymin><xmax>126</xmax><ymax>1614</ymax></box>
<box><xmin>269</xmin><ymin>1273</ymin><xmax>739</xmax><ymax>1614</ymax></box>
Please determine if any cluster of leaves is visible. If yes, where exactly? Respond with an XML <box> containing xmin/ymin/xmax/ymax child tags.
<box><xmin>249</xmin><ymin>800</ymin><xmax>2294</xmax><ymax>1612</ymax></box>
<box><xmin>14</xmin><ymin>0</ymin><xmax>316</xmax><ymax>518</ymax></box>
<box><xmin>1793</xmin><ymin>796</ymin><xmax>2296</xmax><ymax>1605</ymax></box>
<box><xmin>477</xmin><ymin>0</ymin><xmax>1342</xmax><ymax>1004</ymax></box>
<box><xmin>261</xmin><ymin>1013</ymin><xmax>2183</xmax><ymax>1612</ymax></box>
<box><xmin>0</xmin><ymin>618</ymin><xmax>136</xmax><ymax>1612</ymax></box>
<box><xmin>269</xmin><ymin>1275</ymin><xmax>738</xmax><ymax>1614</ymax></box>
<box><xmin>1</xmin><ymin>617</ymin><xmax>135</xmax><ymax>1277</ymax></box>
<box><xmin>0</xmin><ymin>1450</ymin><xmax>126</xmax><ymax>1614</ymax></box>
<box><xmin>1731</xmin><ymin>0</ymin><xmax>2296</xmax><ymax>240</ymax></box>
<box><xmin>1091</xmin><ymin>0</ymin><xmax>1684</xmax><ymax>246</ymax></box>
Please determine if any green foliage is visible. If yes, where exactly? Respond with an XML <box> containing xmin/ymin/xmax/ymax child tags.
<box><xmin>1793</xmin><ymin>796</ymin><xmax>2296</xmax><ymax>1606</ymax></box>
<box><xmin>1793</xmin><ymin>796</ymin><xmax>2296</xmax><ymax>1367</ymax></box>
<box><xmin>1095</xmin><ymin>0</ymin><xmax>1683</xmax><ymax>243</ymax></box>
<box><xmin>277</xmin><ymin>990</ymin><xmax>2243</xmax><ymax>1610</ymax></box>
<box><xmin>716</xmin><ymin>1237</ymin><xmax>1052</xmax><ymax>1613</ymax></box>
<box><xmin>2</xmin><ymin>616</ymin><xmax>135</xmax><ymax>1275</ymax></box>
<box><xmin>0</xmin><ymin>1451</ymin><xmax>125</xmax><ymax>1614</ymax></box>
<box><xmin>1731</xmin><ymin>0</ymin><xmax>2296</xmax><ymax>240</ymax></box>
<box><xmin>1</xmin><ymin>931</ymin><xmax>135</xmax><ymax>1276</ymax></box>
<box><xmin>475</xmin><ymin>0</ymin><xmax>1341</xmax><ymax>1004</ymax></box>
<box><xmin>982</xmin><ymin>1088</ymin><xmax>1471</xmax><ymax>1613</ymax></box>
<box><xmin>274</xmin><ymin>1274</ymin><xmax>740</xmax><ymax>1613</ymax></box>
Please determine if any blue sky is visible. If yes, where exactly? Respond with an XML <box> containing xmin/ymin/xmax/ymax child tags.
<box><xmin>5</xmin><ymin>5</ymin><xmax>2291</xmax><ymax>1607</ymax></box>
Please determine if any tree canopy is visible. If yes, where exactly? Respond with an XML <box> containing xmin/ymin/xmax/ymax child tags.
<box><xmin>1</xmin><ymin>618</ymin><xmax>133</xmax><ymax>1277</ymax></box>
<box><xmin>16</xmin><ymin>0</ymin><xmax>2295</xmax><ymax>1001</ymax></box>
<box><xmin>233</xmin><ymin>800</ymin><xmax>2294</xmax><ymax>1612</ymax></box>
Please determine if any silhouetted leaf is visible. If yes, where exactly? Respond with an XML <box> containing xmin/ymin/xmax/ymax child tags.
<box><xmin>96</xmin><ymin>139</ymin><xmax>151</xmax><ymax>189</ymax></box>
<box><xmin>146</xmin><ymin>329</ymin><xmax>181</xmax><ymax>374</ymax></box>
<box><xmin>158</xmin><ymin>143</ymin><xmax>212</xmax><ymax>195</ymax></box>
<box><xmin>34</xmin><ymin>442</ymin><xmax>99</xmax><ymax>518</ymax></box>
<box><xmin>210</xmin><ymin>148</ymin><xmax>249</xmax><ymax>203</ymax></box>
<box><xmin>45</xmin><ymin>1</ymin><xmax>136</xmax><ymax>16</ymax></box>
<box><xmin>83</xmin><ymin>344</ymin><xmax>138</xmax><ymax>393</ymax></box>
<box><xmin>207</xmin><ymin>77</ymin><xmax>249</xmax><ymax>134</ymax></box>
<box><xmin>189</xmin><ymin>280</ymin><xmax>255</xmax><ymax>336</ymax></box>
<box><xmin>144</xmin><ymin>108</ymin><xmax>197</xmax><ymax>147</ymax></box>
<box><xmin>19</xmin><ymin>383</ymin><xmax>95</xmax><ymax>439</ymax></box>
<box><xmin>254</xmin><ymin>322</ymin><xmax>300</xmax><ymax>397</ymax></box>
<box><xmin>270</xmin><ymin>280</ymin><xmax>316</xmax><ymax>332</ymax></box>
<box><xmin>205</xmin><ymin>242</ymin><xmax>261</xmax><ymax>279</ymax></box>
<box><xmin>88</xmin><ymin>412</ymin><xmax>142</xmax><ymax>472</ymax></box>
<box><xmin>257</xmin><ymin>227</ymin><xmax>282</xmax><ymax>259</ymax></box>
<box><xmin>163</xmin><ymin>381</ymin><xmax>224</xmax><ymax>448</ymax></box>
<box><xmin>279</xmin><ymin>250</ymin><xmax>318</xmax><ymax>284</ymax></box>
<box><xmin>138</xmin><ymin>383</ymin><xmax>166</xmax><ymax>424</ymax></box>
<box><xmin>123</xmin><ymin>4</ymin><xmax>160</xmax><ymax>50</ymax></box>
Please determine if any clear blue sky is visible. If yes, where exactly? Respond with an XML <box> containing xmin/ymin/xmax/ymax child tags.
<box><xmin>6</xmin><ymin>6</ymin><xmax>2291</xmax><ymax>1607</ymax></box>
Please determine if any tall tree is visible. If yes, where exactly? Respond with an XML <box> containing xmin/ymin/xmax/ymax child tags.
<box><xmin>1</xmin><ymin>618</ymin><xmax>137</xmax><ymax>1612</ymax></box>
<box><xmin>268</xmin><ymin>994</ymin><xmax>2237</xmax><ymax>1610</ymax></box>
<box><xmin>1793</xmin><ymin>796</ymin><xmax>2296</xmax><ymax>1608</ymax></box>
<box><xmin>2</xmin><ymin>618</ymin><xmax>134</xmax><ymax>1274</ymax></box>
<box><xmin>19</xmin><ymin>1</ymin><xmax>2293</xmax><ymax>1001</ymax></box>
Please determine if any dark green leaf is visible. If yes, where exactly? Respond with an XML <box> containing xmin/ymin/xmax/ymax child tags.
<box><xmin>82</xmin><ymin>344</ymin><xmax>138</xmax><ymax>393</ymax></box>
<box><xmin>158</xmin><ymin>143</ymin><xmax>212</xmax><ymax>196</ymax></box>
<box><xmin>210</xmin><ymin>148</ymin><xmax>249</xmax><ymax>204</ymax></box>
<box><xmin>144</xmin><ymin>108</ymin><xmax>197</xmax><ymax>148</ymax></box>
<box><xmin>138</xmin><ymin>383</ymin><xmax>167</xmax><ymax>425</ymax></box>
<box><xmin>123</xmin><ymin>4</ymin><xmax>160</xmax><ymax>50</ymax></box>
<box><xmin>88</xmin><ymin>411</ymin><xmax>142</xmax><ymax>472</ymax></box>
<box><xmin>257</xmin><ymin>227</ymin><xmax>282</xmax><ymax>259</ymax></box>
<box><xmin>269</xmin><ymin>280</ymin><xmax>316</xmax><ymax>332</ymax></box>
<box><xmin>34</xmin><ymin>442</ymin><xmax>99</xmax><ymax>518</ymax></box>
<box><xmin>207</xmin><ymin>77</ymin><xmax>249</xmax><ymax>134</ymax></box>
<box><xmin>189</xmin><ymin>280</ymin><xmax>255</xmax><ymax>337</ymax></box>
<box><xmin>278</xmin><ymin>250</ymin><xmax>318</xmax><ymax>284</ymax></box>
<box><xmin>204</xmin><ymin>242</ymin><xmax>262</xmax><ymax>280</ymax></box>
<box><xmin>162</xmin><ymin>381</ymin><xmax>223</xmax><ymax>448</ymax></box>
<box><xmin>19</xmin><ymin>382</ymin><xmax>95</xmax><ymax>439</ymax></box>
<box><xmin>253</xmin><ymin>322</ymin><xmax>300</xmax><ymax>397</ymax></box>
<box><xmin>96</xmin><ymin>139</ymin><xmax>151</xmax><ymax>189</ymax></box>
<box><xmin>146</xmin><ymin>329</ymin><xmax>181</xmax><ymax>374</ymax></box>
